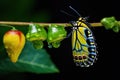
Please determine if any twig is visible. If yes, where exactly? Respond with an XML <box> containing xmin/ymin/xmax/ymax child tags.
<box><xmin>0</xmin><ymin>21</ymin><xmax>102</xmax><ymax>27</ymax></box>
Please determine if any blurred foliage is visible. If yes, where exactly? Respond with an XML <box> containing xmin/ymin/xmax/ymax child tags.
<box><xmin>0</xmin><ymin>1</ymin><xmax>59</xmax><ymax>79</ymax></box>
<box><xmin>0</xmin><ymin>0</ymin><xmax>51</xmax><ymax>22</ymax></box>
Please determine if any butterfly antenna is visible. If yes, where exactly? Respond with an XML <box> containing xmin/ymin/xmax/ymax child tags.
<box><xmin>69</xmin><ymin>6</ymin><xmax>81</xmax><ymax>17</ymax></box>
<box><xmin>60</xmin><ymin>10</ymin><xmax>76</xmax><ymax>18</ymax></box>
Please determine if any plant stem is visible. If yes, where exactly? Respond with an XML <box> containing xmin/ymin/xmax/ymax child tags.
<box><xmin>0</xmin><ymin>24</ymin><xmax>16</xmax><ymax>29</ymax></box>
<box><xmin>0</xmin><ymin>21</ymin><xmax>104</xmax><ymax>27</ymax></box>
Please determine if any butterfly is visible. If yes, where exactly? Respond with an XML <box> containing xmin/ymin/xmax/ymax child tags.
<box><xmin>62</xmin><ymin>6</ymin><xmax>97</xmax><ymax>67</ymax></box>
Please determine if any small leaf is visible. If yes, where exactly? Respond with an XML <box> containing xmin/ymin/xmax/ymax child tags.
<box><xmin>0</xmin><ymin>41</ymin><xmax>59</xmax><ymax>74</ymax></box>
<box><xmin>101</xmin><ymin>16</ymin><xmax>116</xmax><ymax>29</ymax></box>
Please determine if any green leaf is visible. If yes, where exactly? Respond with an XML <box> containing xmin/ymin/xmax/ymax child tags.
<box><xmin>0</xmin><ymin>41</ymin><xmax>59</xmax><ymax>74</ymax></box>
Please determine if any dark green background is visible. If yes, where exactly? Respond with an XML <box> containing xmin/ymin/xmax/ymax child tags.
<box><xmin>0</xmin><ymin>0</ymin><xmax>119</xmax><ymax>80</ymax></box>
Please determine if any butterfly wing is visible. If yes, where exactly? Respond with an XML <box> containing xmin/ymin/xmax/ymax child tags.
<box><xmin>72</xmin><ymin>21</ymin><xmax>97</xmax><ymax>67</ymax></box>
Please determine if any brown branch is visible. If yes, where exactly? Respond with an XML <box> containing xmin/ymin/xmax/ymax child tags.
<box><xmin>0</xmin><ymin>21</ymin><xmax>102</xmax><ymax>27</ymax></box>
